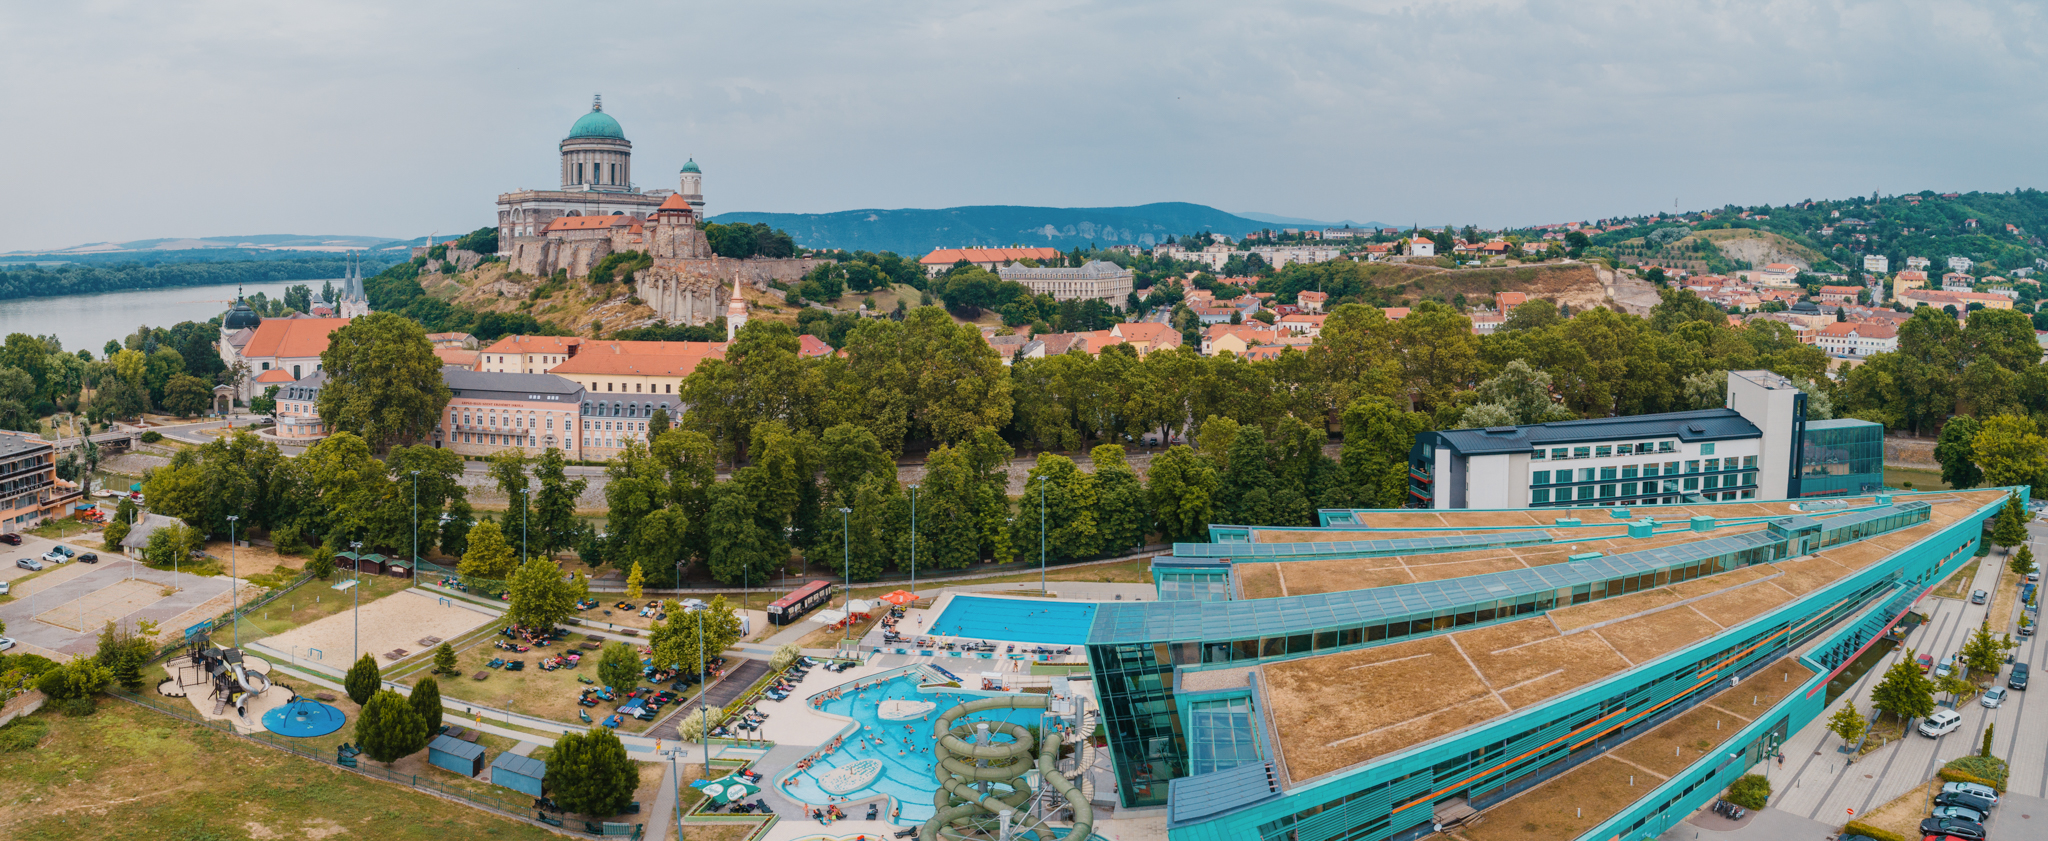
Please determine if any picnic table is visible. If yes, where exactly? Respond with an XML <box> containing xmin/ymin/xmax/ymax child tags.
<box><xmin>314</xmin><ymin>692</ymin><xmax>336</xmax><ymax>703</ymax></box>
<box><xmin>580</xmin><ymin>642</ymin><xmax>602</xmax><ymax>650</ymax></box>
<box><xmin>385</xmin><ymin>649</ymin><xmax>409</xmax><ymax>660</ymax></box>
<box><xmin>418</xmin><ymin>636</ymin><xmax>443</xmax><ymax>646</ymax></box>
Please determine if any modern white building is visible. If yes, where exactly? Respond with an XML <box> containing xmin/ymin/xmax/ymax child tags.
<box><xmin>1408</xmin><ymin>371</ymin><xmax>1874</xmax><ymax>509</ymax></box>
<box><xmin>1949</xmin><ymin>255</ymin><xmax>1975</xmax><ymax>272</ymax></box>
<box><xmin>1863</xmin><ymin>254</ymin><xmax>1889</xmax><ymax>273</ymax></box>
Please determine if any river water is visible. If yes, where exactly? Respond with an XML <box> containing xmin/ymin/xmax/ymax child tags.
<box><xmin>0</xmin><ymin>279</ymin><xmax>338</xmax><ymax>355</ymax></box>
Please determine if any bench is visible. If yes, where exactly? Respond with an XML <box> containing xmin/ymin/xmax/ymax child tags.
<box><xmin>584</xmin><ymin>822</ymin><xmax>642</xmax><ymax>838</ymax></box>
<box><xmin>385</xmin><ymin>649</ymin><xmax>409</xmax><ymax>660</ymax></box>
<box><xmin>419</xmin><ymin>636</ymin><xmax>443</xmax><ymax>646</ymax></box>
<box><xmin>472</xmin><ymin>671</ymin><xmax>490</xmax><ymax>681</ymax></box>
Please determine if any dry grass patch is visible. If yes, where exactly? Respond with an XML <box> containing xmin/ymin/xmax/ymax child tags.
<box><xmin>1511</xmin><ymin>550</ymin><xmax>1574</xmax><ymax>567</ymax></box>
<box><xmin>1548</xmin><ymin>588</ymin><xmax>1681</xmax><ymax>633</ymax></box>
<box><xmin>1263</xmin><ymin>636</ymin><xmax>1503</xmax><ymax>782</ymax></box>
<box><xmin>1460</xmin><ymin>757</ymin><xmax>1647</xmax><ymax>841</ymax></box>
<box><xmin>1609</xmin><ymin>704</ymin><xmax>1745</xmax><ymax>778</ymax></box>
<box><xmin>1356</xmin><ymin>512</ymin><xmax>1450</xmax><ymax>529</ymax></box>
<box><xmin>1765</xmin><ymin>557</ymin><xmax>1852</xmax><ymax>596</ymax></box>
<box><xmin>1236</xmin><ymin>564</ymin><xmax>1284</xmax><ymax>599</ymax></box>
<box><xmin>1441</xmin><ymin>511</ymin><xmax>1546</xmax><ymax>527</ymax></box>
<box><xmin>1665</xmin><ymin>564</ymin><xmax>1772</xmax><ymax>600</ymax></box>
<box><xmin>1823</xmin><ymin>539</ymin><xmax>1902</xmax><ymax>572</ymax></box>
<box><xmin>1595</xmin><ymin>609</ymin><xmax>1722</xmax><ymax>664</ymax></box>
<box><xmin>1689</xmin><ymin>582</ymin><xmax>1794</xmax><ymax>628</ymax></box>
<box><xmin>400</xmin><ymin>633</ymin><xmax>663</xmax><ymax>733</ymax></box>
<box><xmin>1858</xmin><ymin>780</ymin><xmax>1939</xmax><ymax>840</ymax></box>
<box><xmin>1273</xmin><ymin>562</ymin><xmax>1413</xmax><ymax>596</ymax></box>
<box><xmin>1457</xmin><ymin>619</ymin><xmax>1631</xmax><ymax>708</ymax></box>
<box><xmin>1989</xmin><ymin>561</ymin><xmax>2022</xmax><ymax>634</ymax></box>
<box><xmin>1407</xmin><ymin>555</ymin><xmax>1530</xmax><ymax>584</ymax></box>
<box><xmin>1725</xmin><ymin>659</ymin><xmax>1812</xmax><ymax>712</ymax></box>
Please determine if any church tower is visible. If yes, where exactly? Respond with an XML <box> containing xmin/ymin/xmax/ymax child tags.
<box><xmin>725</xmin><ymin>284</ymin><xmax>748</xmax><ymax>341</ymax></box>
<box><xmin>679</xmin><ymin>159</ymin><xmax>705</xmax><ymax>215</ymax></box>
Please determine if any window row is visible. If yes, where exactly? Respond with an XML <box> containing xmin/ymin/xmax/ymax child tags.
<box><xmin>1534</xmin><ymin>456</ymin><xmax>1756</xmax><ymax>485</ymax></box>
<box><xmin>1532</xmin><ymin>475</ymin><xmax>1756</xmax><ymax>503</ymax></box>
<box><xmin>1530</xmin><ymin>440</ymin><xmax>1684</xmax><ymax>461</ymax></box>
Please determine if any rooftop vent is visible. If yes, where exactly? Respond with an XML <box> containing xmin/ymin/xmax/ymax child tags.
<box><xmin>1485</xmin><ymin>426</ymin><xmax>1517</xmax><ymax>435</ymax></box>
<box><xmin>1686</xmin><ymin>424</ymin><xmax>1705</xmax><ymax>434</ymax></box>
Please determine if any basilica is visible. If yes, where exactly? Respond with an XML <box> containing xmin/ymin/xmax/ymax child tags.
<box><xmin>494</xmin><ymin>96</ymin><xmax>818</xmax><ymax>326</ymax></box>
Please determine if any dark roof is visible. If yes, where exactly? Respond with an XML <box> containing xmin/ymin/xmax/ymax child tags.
<box><xmin>1431</xmin><ymin>408</ymin><xmax>1760</xmax><ymax>456</ymax></box>
<box><xmin>491</xmin><ymin>751</ymin><xmax>547</xmax><ymax>779</ymax></box>
<box><xmin>280</xmin><ymin>371</ymin><xmax>328</xmax><ymax>402</ymax></box>
<box><xmin>429</xmin><ymin>734</ymin><xmax>486</xmax><ymax>760</ymax></box>
<box><xmin>0</xmin><ymin>432</ymin><xmax>52</xmax><ymax>458</ymax></box>
<box><xmin>441</xmin><ymin>367</ymin><xmax>585</xmax><ymax>402</ymax></box>
<box><xmin>1167</xmin><ymin>761</ymin><xmax>1282</xmax><ymax>826</ymax></box>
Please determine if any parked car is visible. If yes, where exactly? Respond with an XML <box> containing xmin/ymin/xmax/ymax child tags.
<box><xmin>55</xmin><ymin>545</ymin><xmax>72</xmax><ymax>557</ymax></box>
<box><xmin>1935</xmin><ymin>655</ymin><xmax>1955</xmax><ymax>678</ymax></box>
<box><xmin>1942</xmin><ymin>781</ymin><xmax>2000</xmax><ymax>804</ymax></box>
<box><xmin>1931</xmin><ymin>803</ymin><xmax>1987</xmax><ymax>824</ymax></box>
<box><xmin>1916</xmin><ymin>653</ymin><xmax>1935</xmax><ymax>672</ymax></box>
<box><xmin>77</xmin><ymin>552</ymin><xmax>97</xmax><ymax>564</ymax></box>
<box><xmin>0</xmin><ymin>581</ymin><xmax>9</xmax><ymax>595</ymax></box>
<box><xmin>1919</xmin><ymin>816</ymin><xmax>1986</xmax><ymax>840</ymax></box>
<box><xmin>39</xmin><ymin>550</ymin><xmax>66</xmax><ymax>564</ymax></box>
<box><xmin>2011</xmin><ymin>662</ymin><xmax>2030</xmax><ymax>690</ymax></box>
<box><xmin>0</xmin><ymin>637</ymin><xmax>14</xmax><ymax>652</ymax></box>
<box><xmin>1981</xmin><ymin>686</ymin><xmax>2008</xmax><ymax>708</ymax></box>
<box><xmin>1919</xmin><ymin>708</ymin><xmax>1964</xmax><ymax>737</ymax></box>
<box><xmin>1970</xmin><ymin>589</ymin><xmax>1988</xmax><ymax>604</ymax></box>
<box><xmin>16</xmin><ymin>557</ymin><xmax>44</xmax><ymax>571</ymax></box>
<box><xmin>1935</xmin><ymin>790</ymin><xmax>1997</xmax><ymax>814</ymax></box>
<box><xmin>0</xmin><ymin>533</ymin><xmax>19</xmax><ymax>545</ymax></box>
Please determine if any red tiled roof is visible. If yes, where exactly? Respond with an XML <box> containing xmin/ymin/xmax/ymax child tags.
<box><xmin>797</xmin><ymin>334</ymin><xmax>834</xmax><ymax>358</ymax></box>
<box><xmin>241</xmin><ymin>318</ymin><xmax>351</xmax><ymax>360</ymax></box>
<box><xmin>919</xmin><ymin>247</ymin><xmax>1062</xmax><ymax>266</ymax></box>
<box><xmin>434</xmin><ymin>347</ymin><xmax>480</xmax><ymax>368</ymax></box>
<box><xmin>549</xmin><ymin>341</ymin><xmax>727</xmax><ymax>377</ymax></box>
<box><xmin>657</xmin><ymin>193</ymin><xmax>692</xmax><ymax>211</ymax></box>
<box><xmin>541</xmin><ymin>215</ymin><xmax>641</xmax><ymax>233</ymax></box>
<box><xmin>480</xmin><ymin>335</ymin><xmax>583</xmax><ymax>355</ymax></box>
<box><xmin>254</xmin><ymin>369</ymin><xmax>297</xmax><ymax>383</ymax></box>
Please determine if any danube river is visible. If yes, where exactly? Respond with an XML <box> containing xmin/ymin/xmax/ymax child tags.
<box><xmin>0</xmin><ymin>279</ymin><xmax>338</xmax><ymax>355</ymax></box>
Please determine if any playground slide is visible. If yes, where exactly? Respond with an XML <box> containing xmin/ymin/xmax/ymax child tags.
<box><xmin>225</xmin><ymin>659</ymin><xmax>267</xmax><ymax>695</ymax></box>
<box><xmin>920</xmin><ymin>695</ymin><xmax>1093</xmax><ymax>841</ymax></box>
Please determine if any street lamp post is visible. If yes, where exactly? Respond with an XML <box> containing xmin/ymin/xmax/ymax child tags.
<box><xmin>908</xmin><ymin>484</ymin><xmax>920</xmax><ymax>598</ymax></box>
<box><xmin>698</xmin><ymin>606</ymin><xmax>709</xmax><ymax>776</ymax></box>
<box><xmin>226</xmin><ymin>515</ymin><xmax>240</xmax><ymax>647</ymax></box>
<box><xmin>519</xmin><ymin>487</ymin><xmax>529</xmax><ymax>565</ymax></box>
<box><xmin>838</xmin><ymin>507</ymin><xmax>852</xmax><ymax>641</ymax></box>
<box><xmin>1038</xmin><ymin>475</ymin><xmax>1048</xmax><ymax>595</ymax></box>
<box><xmin>349</xmin><ymin>539</ymin><xmax>363</xmax><ymax>661</ymax></box>
<box><xmin>409</xmin><ymin>470</ymin><xmax>421</xmax><ymax>587</ymax></box>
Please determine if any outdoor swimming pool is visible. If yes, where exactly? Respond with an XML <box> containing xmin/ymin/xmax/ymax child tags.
<box><xmin>928</xmin><ymin>596</ymin><xmax>1097</xmax><ymax>645</ymax></box>
<box><xmin>779</xmin><ymin>671</ymin><xmax>1041</xmax><ymax>825</ymax></box>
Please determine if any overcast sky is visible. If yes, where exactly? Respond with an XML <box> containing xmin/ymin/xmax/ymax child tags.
<box><xmin>4</xmin><ymin>0</ymin><xmax>2045</xmax><ymax>251</ymax></box>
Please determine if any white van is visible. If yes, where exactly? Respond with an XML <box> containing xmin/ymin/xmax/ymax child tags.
<box><xmin>1919</xmin><ymin>708</ymin><xmax>1964</xmax><ymax>738</ymax></box>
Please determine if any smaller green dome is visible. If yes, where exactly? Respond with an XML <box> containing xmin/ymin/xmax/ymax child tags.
<box><xmin>680</xmin><ymin>158</ymin><xmax>701</xmax><ymax>174</ymax></box>
<box><xmin>568</xmin><ymin>99</ymin><xmax>624</xmax><ymax>139</ymax></box>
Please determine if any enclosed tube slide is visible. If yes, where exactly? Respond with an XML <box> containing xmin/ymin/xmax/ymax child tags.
<box><xmin>919</xmin><ymin>694</ymin><xmax>1093</xmax><ymax>841</ymax></box>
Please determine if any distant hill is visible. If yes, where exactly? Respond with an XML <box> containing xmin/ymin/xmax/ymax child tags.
<box><xmin>710</xmin><ymin>202</ymin><xmax>1293</xmax><ymax>255</ymax></box>
<box><xmin>4</xmin><ymin>233</ymin><xmax>406</xmax><ymax>259</ymax></box>
<box><xmin>1235</xmin><ymin>211</ymin><xmax>1387</xmax><ymax>229</ymax></box>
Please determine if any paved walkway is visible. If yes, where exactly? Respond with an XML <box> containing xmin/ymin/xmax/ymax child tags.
<box><xmin>1767</xmin><ymin>531</ymin><xmax>2036</xmax><ymax>825</ymax></box>
<box><xmin>1657</xmin><ymin>806</ymin><xmax>1836</xmax><ymax>840</ymax></box>
<box><xmin>0</xmin><ymin>551</ymin><xmax>233</xmax><ymax>657</ymax></box>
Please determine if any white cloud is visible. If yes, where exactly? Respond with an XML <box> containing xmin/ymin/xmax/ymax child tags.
<box><xmin>1</xmin><ymin>0</ymin><xmax>2044</xmax><ymax>250</ymax></box>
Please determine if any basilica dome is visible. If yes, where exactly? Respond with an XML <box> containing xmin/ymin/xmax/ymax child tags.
<box><xmin>222</xmin><ymin>292</ymin><xmax>261</xmax><ymax>330</ymax></box>
<box><xmin>568</xmin><ymin>105</ymin><xmax>624</xmax><ymax>139</ymax></box>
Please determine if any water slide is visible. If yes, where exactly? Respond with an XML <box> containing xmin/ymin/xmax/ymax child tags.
<box><xmin>919</xmin><ymin>694</ymin><xmax>1094</xmax><ymax>841</ymax></box>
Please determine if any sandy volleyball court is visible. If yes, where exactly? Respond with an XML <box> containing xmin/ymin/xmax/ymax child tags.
<box><xmin>263</xmin><ymin>588</ymin><xmax>495</xmax><ymax>666</ymax></box>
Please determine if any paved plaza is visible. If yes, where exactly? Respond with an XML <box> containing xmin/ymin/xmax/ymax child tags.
<box><xmin>0</xmin><ymin>544</ymin><xmax>232</xmax><ymax>658</ymax></box>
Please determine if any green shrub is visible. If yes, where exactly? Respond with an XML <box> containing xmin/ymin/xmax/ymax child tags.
<box><xmin>1840</xmin><ymin>821</ymin><xmax>1906</xmax><ymax>841</ymax></box>
<box><xmin>1725</xmin><ymin>773</ymin><xmax>1770</xmax><ymax>810</ymax></box>
<box><xmin>1942</xmin><ymin>754</ymin><xmax>2009</xmax><ymax>790</ymax></box>
<box><xmin>138</xmin><ymin>431</ymin><xmax>162</xmax><ymax>443</ymax></box>
<box><xmin>0</xmin><ymin>718</ymin><xmax>49</xmax><ymax>752</ymax></box>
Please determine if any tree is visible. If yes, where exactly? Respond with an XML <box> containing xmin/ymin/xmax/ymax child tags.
<box><xmin>488</xmin><ymin>450</ymin><xmax>532</xmax><ymax>532</ymax></box>
<box><xmin>433</xmin><ymin>642</ymin><xmax>459</xmax><ymax>675</ymax></box>
<box><xmin>1146</xmin><ymin>445</ymin><xmax>1217</xmax><ymax>543</ymax></box>
<box><xmin>94</xmin><ymin>620</ymin><xmax>153</xmax><ymax>691</ymax></box>
<box><xmin>1974</xmin><ymin>415</ymin><xmax>2047</xmax><ymax>490</ymax></box>
<box><xmin>1870</xmin><ymin>651</ymin><xmax>1936</xmax><ymax>724</ymax></box>
<box><xmin>142</xmin><ymin>522</ymin><xmax>200</xmax><ymax>568</ymax></box>
<box><xmin>1982</xmin><ymin>722</ymin><xmax>1995</xmax><ymax>759</ymax></box>
<box><xmin>598</xmin><ymin>642</ymin><xmax>641</xmax><ymax>692</ymax></box>
<box><xmin>459</xmin><ymin>519</ymin><xmax>517</xmax><ymax>581</ymax></box>
<box><xmin>1992</xmin><ymin>495</ymin><xmax>2029</xmax><ymax>551</ymax></box>
<box><xmin>1935</xmin><ymin>417</ymin><xmax>1984</xmax><ymax>490</ymax></box>
<box><xmin>316</xmin><ymin>312</ymin><xmax>452</xmax><ymax>454</ymax></box>
<box><xmin>162</xmin><ymin>374</ymin><xmax>212</xmax><ymax>417</ymax></box>
<box><xmin>1091</xmin><ymin>445</ymin><xmax>1149</xmax><ymax>554</ymax></box>
<box><xmin>1937</xmin><ymin>671</ymin><xmax>1976</xmax><ymax>706</ymax></box>
<box><xmin>532</xmin><ymin>448</ymin><xmax>585</xmax><ymax>558</ymax></box>
<box><xmin>1826</xmin><ymin>702</ymin><xmax>1866</xmax><ymax>748</ymax></box>
<box><xmin>545</xmin><ymin>728</ymin><xmax>639</xmax><ymax>817</ymax></box>
<box><xmin>648</xmin><ymin>597</ymin><xmax>745</xmax><ymax>676</ymax></box>
<box><xmin>626</xmin><ymin>562</ymin><xmax>645</xmax><ymax>600</ymax></box>
<box><xmin>648</xmin><ymin>406</ymin><xmax>671</xmax><ymax>436</ymax></box>
<box><xmin>355</xmin><ymin>689</ymin><xmax>428</xmax><ymax>764</ymax></box>
<box><xmin>1462</xmin><ymin>360</ymin><xmax>1573</xmax><ymax>426</ymax></box>
<box><xmin>344</xmin><ymin>654</ymin><xmax>381</xmax><ymax>706</ymax></box>
<box><xmin>1961</xmin><ymin>622</ymin><xmax>2006</xmax><ymax>679</ymax></box>
<box><xmin>410</xmin><ymin>676</ymin><xmax>443</xmax><ymax>736</ymax></box>
<box><xmin>507</xmin><ymin>554</ymin><xmax>575</xmax><ymax>631</ymax></box>
<box><xmin>2012</xmin><ymin>544</ymin><xmax>2036</xmax><ymax>578</ymax></box>
<box><xmin>36</xmin><ymin>656</ymin><xmax>111</xmax><ymax>701</ymax></box>
<box><xmin>1008</xmin><ymin>453</ymin><xmax>1099</xmax><ymax>564</ymax></box>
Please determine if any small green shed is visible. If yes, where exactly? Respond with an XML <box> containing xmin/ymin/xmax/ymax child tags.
<box><xmin>428</xmin><ymin>734</ymin><xmax>487</xmax><ymax>777</ymax></box>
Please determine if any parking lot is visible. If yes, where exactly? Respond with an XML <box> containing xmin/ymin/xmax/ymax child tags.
<box><xmin>0</xmin><ymin>531</ymin><xmax>231</xmax><ymax>659</ymax></box>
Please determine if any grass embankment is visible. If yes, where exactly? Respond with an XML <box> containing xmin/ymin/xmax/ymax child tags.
<box><xmin>395</xmin><ymin>632</ymin><xmax>673</xmax><ymax>734</ymax></box>
<box><xmin>0</xmin><ymin>701</ymin><xmax>562</xmax><ymax>841</ymax></box>
<box><xmin>1856</xmin><ymin>779</ymin><xmax>1938</xmax><ymax>840</ymax></box>
<box><xmin>1884</xmin><ymin>467</ymin><xmax>1950</xmax><ymax>492</ymax></box>
<box><xmin>1931</xmin><ymin>559</ymin><xmax>1981</xmax><ymax>600</ymax></box>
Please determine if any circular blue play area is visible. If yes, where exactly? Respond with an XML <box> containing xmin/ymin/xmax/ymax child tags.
<box><xmin>263</xmin><ymin>696</ymin><xmax>347</xmax><ymax>738</ymax></box>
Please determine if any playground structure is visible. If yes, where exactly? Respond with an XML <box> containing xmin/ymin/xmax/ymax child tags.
<box><xmin>920</xmin><ymin>684</ymin><xmax>1096</xmax><ymax>841</ymax></box>
<box><xmin>262</xmin><ymin>694</ymin><xmax>347</xmax><ymax>738</ymax></box>
<box><xmin>185</xmin><ymin>636</ymin><xmax>270</xmax><ymax>718</ymax></box>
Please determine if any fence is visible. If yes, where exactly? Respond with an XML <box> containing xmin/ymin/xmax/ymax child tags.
<box><xmin>149</xmin><ymin>570</ymin><xmax>317</xmax><ymax>661</ymax></box>
<box><xmin>105</xmin><ymin>688</ymin><xmax>555</xmax><ymax>832</ymax></box>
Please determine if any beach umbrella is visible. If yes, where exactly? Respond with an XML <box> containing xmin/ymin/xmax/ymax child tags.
<box><xmin>811</xmin><ymin>608</ymin><xmax>848</xmax><ymax>625</ymax></box>
<box><xmin>845</xmin><ymin>598</ymin><xmax>873</xmax><ymax>615</ymax></box>
<box><xmin>880</xmin><ymin>590</ymin><xmax>916</xmax><ymax>606</ymax></box>
<box><xmin>701</xmin><ymin>782</ymin><xmax>727</xmax><ymax>803</ymax></box>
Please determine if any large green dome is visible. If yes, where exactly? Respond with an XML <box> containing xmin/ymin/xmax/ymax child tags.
<box><xmin>680</xmin><ymin>158</ymin><xmax>701</xmax><ymax>173</ymax></box>
<box><xmin>568</xmin><ymin>104</ymin><xmax>624</xmax><ymax>139</ymax></box>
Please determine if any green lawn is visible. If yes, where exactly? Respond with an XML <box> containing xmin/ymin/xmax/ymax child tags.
<box><xmin>0</xmin><ymin>701</ymin><xmax>562</xmax><ymax>841</ymax></box>
<box><xmin>229</xmin><ymin>572</ymin><xmax>415</xmax><ymax>648</ymax></box>
<box><xmin>1886</xmin><ymin>466</ymin><xmax>1951</xmax><ymax>492</ymax></box>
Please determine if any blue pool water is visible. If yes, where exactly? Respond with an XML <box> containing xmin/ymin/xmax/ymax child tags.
<box><xmin>928</xmin><ymin>596</ymin><xmax>1097</xmax><ymax>645</ymax></box>
<box><xmin>780</xmin><ymin>673</ymin><xmax>1040</xmax><ymax>825</ymax></box>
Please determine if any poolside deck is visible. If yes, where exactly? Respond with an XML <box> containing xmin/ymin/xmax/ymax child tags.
<box><xmin>1260</xmin><ymin>490</ymin><xmax>2002</xmax><ymax>784</ymax></box>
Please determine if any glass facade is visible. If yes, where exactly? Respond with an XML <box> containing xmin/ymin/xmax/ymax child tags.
<box><xmin>1187</xmin><ymin>697</ymin><xmax>1264</xmax><ymax>776</ymax></box>
<box><xmin>1159</xmin><ymin>569</ymin><xmax>1233</xmax><ymax>601</ymax></box>
<box><xmin>1799</xmin><ymin>419</ymin><xmax>1884</xmax><ymax>498</ymax></box>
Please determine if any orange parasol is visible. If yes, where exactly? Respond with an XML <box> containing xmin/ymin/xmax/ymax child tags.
<box><xmin>880</xmin><ymin>590</ymin><xmax>917</xmax><ymax>606</ymax></box>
